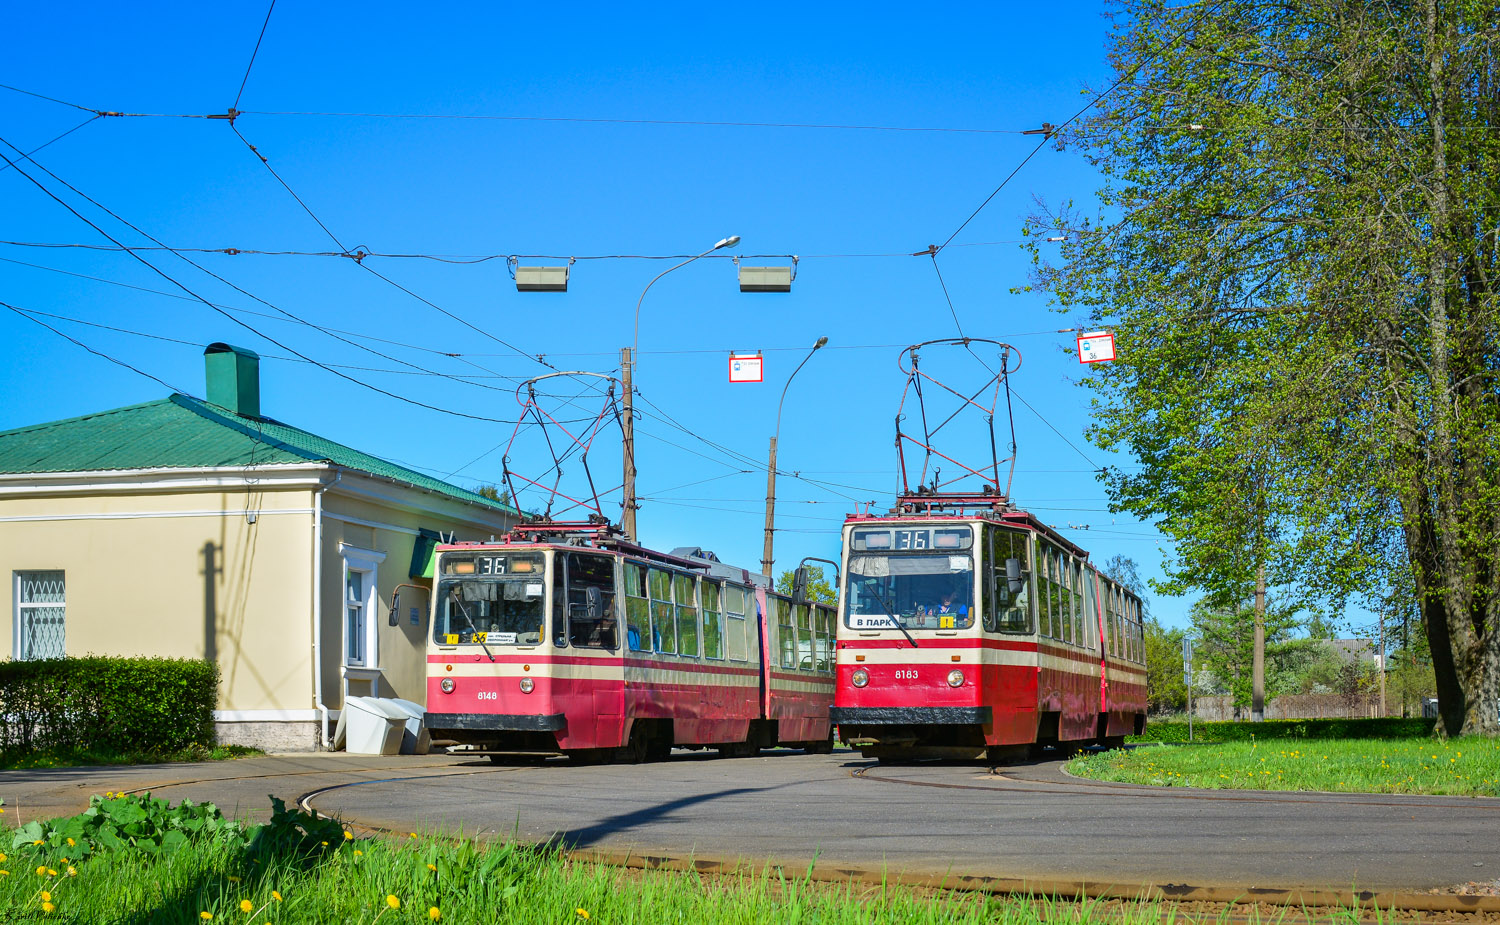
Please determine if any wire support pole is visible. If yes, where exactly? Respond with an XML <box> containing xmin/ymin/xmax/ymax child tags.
<box><xmin>621</xmin><ymin>234</ymin><xmax>738</xmax><ymax>541</ymax></box>
<box><xmin>762</xmin><ymin>336</ymin><xmax>827</xmax><ymax>577</ymax></box>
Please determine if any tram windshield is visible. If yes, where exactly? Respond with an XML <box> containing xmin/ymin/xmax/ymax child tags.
<box><xmin>433</xmin><ymin>553</ymin><xmax>546</xmax><ymax>645</ymax></box>
<box><xmin>845</xmin><ymin>525</ymin><xmax>975</xmax><ymax>630</ymax></box>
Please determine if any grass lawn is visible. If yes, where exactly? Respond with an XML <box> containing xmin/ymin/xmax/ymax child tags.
<box><xmin>0</xmin><ymin>745</ymin><xmax>261</xmax><ymax>771</ymax></box>
<box><xmin>1069</xmin><ymin>737</ymin><xmax>1500</xmax><ymax>796</ymax></box>
<box><xmin>0</xmin><ymin>795</ymin><xmax>1183</xmax><ymax>925</ymax></box>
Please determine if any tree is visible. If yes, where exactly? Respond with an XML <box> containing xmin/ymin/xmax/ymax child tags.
<box><xmin>1143</xmin><ymin>617</ymin><xmax>1187</xmax><ymax>714</ymax></box>
<box><xmin>1189</xmin><ymin>596</ymin><xmax>1306</xmax><ymax>716</ymax></box>
<box><xmin>1026</xmin><ymin>1</ymin><xmax>1499</xmax><ymax>736</ymax></box>
<box><xmin>775</xmin><ymin>565</ymin><xmax>837</xmax><ymax>605</ymax></box>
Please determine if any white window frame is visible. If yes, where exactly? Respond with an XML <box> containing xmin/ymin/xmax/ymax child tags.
<box><xmin>340</xmin><ymin>546</ymin><xmax>386</xmax><ymax>669</ymax></box>
<box><xmin>13</xmin><ymin>570</ymin><xmax>66</xmax><ymax>660</ymax></box>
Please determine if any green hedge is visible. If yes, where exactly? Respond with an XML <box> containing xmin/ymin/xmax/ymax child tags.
<box><xmin>0</xmin><ymin>656</ymin><xmax>219</xmax><ymax>756</ymax></box>
<box><xmin>1132</xmin><ymin>717</ymin><xmax>1437</xmax><ymax>743</ymax></box>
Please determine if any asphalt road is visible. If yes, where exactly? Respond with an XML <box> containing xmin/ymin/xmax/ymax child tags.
<box><xmin>292</xmin><ymin>748</ymin><xmax>1497</xmax><ymax>893</ymax></box>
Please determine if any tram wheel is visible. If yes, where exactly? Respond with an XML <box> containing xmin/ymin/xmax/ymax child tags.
<box><xmin>804</xmin><ymin>735</ymin><xmax>835</xmax><ymax>755</ymax></box>
<box><xmin>615</xmin><ymin>727</ymin><xmax>650</xmax><ymax>765</ymax></box>
<box><xmin>716</xmin><ymin>740</ymin><xmax>757</xmax><ymax>759</ymax></box>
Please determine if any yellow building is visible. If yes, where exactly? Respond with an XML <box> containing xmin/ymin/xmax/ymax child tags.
<box><xmin>0</xmin><ymin>343</ymin><xmax>518</xmax><ymax>750</ymax></box>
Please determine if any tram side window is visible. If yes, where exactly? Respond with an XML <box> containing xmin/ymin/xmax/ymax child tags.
<box><xmin>986</xmin><ymin>528</ymin><xmax>1032</xmax><ymax>633</ymax></box>
<box><xmin>1077</xmin><ymin>565</ymin><xmax>1090</xmax><ymax>648</ymax></box>
<box><xmin>650</xmin><ymin>568</ymin><xmax>676</xmax><ymax>654</ymax></box>
<box><xmin>625</xmin><ymin>563</ymin><xmax>651</xmax><ymax>652</ymax></box>
<box><xmin>814</xmin><ymin>605</ymin><xmax>835</xmax><ymax>671</ymax></box>
<box><xmin>1034</xmin><ymin>547</ymin><xmax>1051</xmax><ymax>638</ymax></box>
<box><xmin>565</xmin><ymin>552</ymin><xmax>618</xmax><ymax>649</ymax></box>
<box><xmin>1130</xmin><ymin>598</ymin><xmax>1144</xmax><ymax>663</ymax></box>
<box><xmin>1049</xmin><ymin>548</ymin><xmax>1069</xmax><ymax>644</ymax></box>
<box><xmin>702</xmin><ymin>580</ymin><xmax>723</xmax><ymax>660</ymax></box>
<box><xmin>776</xmin><ymin>597</ymin><xmax>796</xmax><ymax>669</ymax></box>
<box><xmin>725</xmin><ymin>584</ymin><xmax>749</xmax><ymax>661</ymax></box>
<box><xmin>794</xmin><ymin>602</ymin><xmax>815</xmax><ymax>670</ymax></box>
<box><xmin>676</xmin><ymin>573</ymin><xmax>700</xmax><ymax>658</ymax></box>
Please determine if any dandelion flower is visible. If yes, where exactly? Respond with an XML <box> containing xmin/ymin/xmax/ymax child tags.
<box><xmin>344</xmin><ymin>830</ymin><xmax>354</xmax><ymax>841</ymax></box>
<box><xmin>0</xmin><ymin>853</ymin><xmax>5</xmax><ymax>862</ymax></box>
<box><xmin>240</xmin><ymin>899</ymin><xmax>254</xmax><ymax>913</ymax></box>
<box><xmin>577</xmin><ymin>909</ymin><xmax>591</xmax><ymax>919</ymax></box>
<box><xmin>66</xmin><ymin>867</ymin><xmax>76</xmax><ymax>877</ymax></box>
<box><xmin>354</xmin><ymin>850</ymin><xmax>363</xmax><ymax>857</ymax></box>
<box><xmin>41</xmin><ymin>891</ymin><xmax>51</xmax><ymax>902</ymax></box>
<box><xmin>271</xmin><ymin>891</ymin><xmax>282</xmax><ymax>902</ymax></box>
<box><xmin>201</xmin><ymin>914</ymin><xmax>214</xmax><ymax>922</ymax></box>
<box><xmin>66</xmin><ymin>838</ymin><xmax>75</xmax><ymax>847</ymax></box>
<box><xmin>0</xmin><ymin>870</ymin><xmax>9</xmax><ymax>877</ymax></box>
<box><xmin>429</xmin><ymin>908</ymin><xmax>442</xmax><ymax>921</ymax></box>
<box><xmin>46</xmin><ymin>868</ymin><xmax>57</xmax><ymax>877</ymax></box>
<box><xmin>387</xmin><ymin>895</ymin><xmax>401</xmax><ymax>909</ymax></box>
<box><xmin>409</xmin><ymin>833</ymin><xmax>418</xmax><ymax>839</ymax></box>
<box><xmin>36</xmin><ymin>866</ymin><xmax>47</xmax><ymax>876</ymax></box>
<box><xmin>427</xmin><ymin>863</ymin><xmax>437</xmax><ymax>872</ymax></box>
<box><xmin>42</xmin><ymin>901</ymin><xmax>56</xmax><ymax>913</ymax></box>
<box><xmin>32</xmin><ymin>840</ymin><xmax>43</xmax><ymax>846</ymax></box>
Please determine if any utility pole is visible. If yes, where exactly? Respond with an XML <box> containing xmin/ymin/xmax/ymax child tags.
<box><xmin>621</xmin><ymin>346</ymin><xmax>636</xmax><ymax>540</ymax></box>
<box><xmin>619</xmin><ymin>235</ymin><xmax>739</xmax><ymax>542</ymax></box>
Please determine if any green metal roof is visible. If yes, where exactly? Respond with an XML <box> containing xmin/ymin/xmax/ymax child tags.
<box><xmin>0</xmin><ymin>394</ymin><xmax>518</xmax><ymax>515</ymax></box>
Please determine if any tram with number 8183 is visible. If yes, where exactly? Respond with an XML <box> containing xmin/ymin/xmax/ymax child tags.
<box><xmin>826</xmin><ymin>338</ymin><xmax>1148</xmax><ymax>762</ymax></box>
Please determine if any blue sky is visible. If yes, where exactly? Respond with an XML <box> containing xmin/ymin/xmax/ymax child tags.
<box><xmin>0</xmin><ymin>3</ymin><xmax>1190</xmax><ymax>625</ymax></box>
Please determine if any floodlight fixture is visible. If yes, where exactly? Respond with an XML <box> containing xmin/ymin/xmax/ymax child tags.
<box><xmin>514</xmin><ymin>265</ymin><xmax>570</xmax><ymax>292</ymax></box>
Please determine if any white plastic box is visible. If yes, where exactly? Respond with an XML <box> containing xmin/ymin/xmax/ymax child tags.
<box><xmin>342</xmin><ymin>696</ymin><xmax>407</xmax><ymax>755</ymax></box>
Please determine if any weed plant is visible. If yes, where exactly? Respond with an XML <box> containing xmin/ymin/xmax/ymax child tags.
<box><xmin>0</xmin><ymin>793</ymin><xmax>1185</xmax><ymax>923</ymax></box>
<box><xmin>1071</xmin><ymin>737</ymin><xmax>1500</xmax><ymax>795</ymax></box>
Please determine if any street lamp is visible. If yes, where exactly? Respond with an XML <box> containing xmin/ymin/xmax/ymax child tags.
<box><xmin>761</xmin><ymin>335</ymin><xmax>828</xmax><ymax>576</ymax></box>
<box><xmin>620</xmin><ymin>234</ymin><xmax>740</xmax><ymax>541</ymax></box>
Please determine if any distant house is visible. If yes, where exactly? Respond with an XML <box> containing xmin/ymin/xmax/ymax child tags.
<box><xmin>0</xmin><ymin>343</ymin><xmax>518</xmax><ymax>751</ymax></box>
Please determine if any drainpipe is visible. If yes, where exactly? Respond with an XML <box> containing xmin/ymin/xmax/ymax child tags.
<box><xmin>312</xmin><ymin>470</ymin><xmax>342</xmax><ymax>748</ymax></box>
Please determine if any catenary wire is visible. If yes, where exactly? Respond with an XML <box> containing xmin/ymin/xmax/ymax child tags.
<box><xmin>2</xmin><ymin>300</ymin><xmax>188</xmax><ymax>393</ymax></box>
<box><xmin>0</xmin><ymin>115</ymin><xmax>101</xmax><ymax>175</ymax></box>
<box><xmin>232</xmin><ymin>1</ymin><xmax>277</xmax><ymax>112</ymax></box>
<box><xmin>0</xmin><ymin>139</ymin><xmax>546</xmax><ymax>425</ymax></box>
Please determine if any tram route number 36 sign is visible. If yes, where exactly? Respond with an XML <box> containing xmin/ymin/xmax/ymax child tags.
<box><xmin>1077</xmin><ymin>330</ymin><xmax>1117</xmax><ymax>364</ymax></box>
<box><xmin>729</xmin><ymin>353</ymin><xmax>764</xmax><ymax>383</ymax></box>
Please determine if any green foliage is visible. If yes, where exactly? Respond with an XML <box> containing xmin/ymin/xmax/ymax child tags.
<box><xmin>1024</xmin><ymin>1</ymin><xmax>1500</xmax><ymax>736</ymax></box>
<box><xmin>776</xmin><ymin>565</ymin><xmax>837</xmax><ymax>605</ymax></box>
<box><xmin>0</xmin><ymin>797</ymin><xmax>1184</xmax><ymax>924</ymax></box>
<box><xmin>0</xmin><ymin>656</ymin><xmax>219</xmax><ymax>758</ymax></box>
<box><xmin>1133</xmin><ymin>717</ymin><xmax>1435</xmax><ymax>744</ymax></box>
<box><xmin>1188</xmin><ymin>598</ymin><xmax>1306</xmax><ymax>709</ymax></box>
<box><xmin>244</xmin><ymin>796</ymin><xmax>348</xmax><ymax>867</ymax></box>
<box><xmin>1072</xmin><ymin>737</ymin><xmax>1498</xmax><ymax>796</ymax></box>
<box><xmin>11</xmin><ymin>791</ymin><xmax>246</xmax><ymax>864</ymax></box>
<box><xmin>1142</xmin><ymin>618</ymin><xmax>1186</xmax><ymax>713</ymax></box>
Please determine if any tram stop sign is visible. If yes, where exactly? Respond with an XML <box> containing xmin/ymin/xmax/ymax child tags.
<box><xmin>1077</xmin><ymin>330</ymin><xmax>1117</xmax><ymax>364</ymax></box>
<box><xmin>729</xmin><ymin>353</ymin><xmax>763</xmax><ymax>383</ymax></box>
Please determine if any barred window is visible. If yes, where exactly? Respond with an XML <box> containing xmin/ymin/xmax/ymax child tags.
<box><xmin>14</xmin><ymin>571</ymin><xmax>65</xmax><ymax>660</ymax></box>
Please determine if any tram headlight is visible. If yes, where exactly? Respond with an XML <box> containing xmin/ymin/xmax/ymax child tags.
<box><xmin>947</xmin><ymin>669</ymin><xmax>964</xmax><ymax>688</ymax></box>
<box><xmin>851</xmin><ymin>669</ymin><xmax>869</xmax><ymax>688</ymax></box>
<box><xmin>519</xmin><ymin>677</ymin><xmax>535</xmax><ymax>694</ymax></box>
<box><xmin>440</xmin><ymin>678</ymin><xmax>455</xmax><ymax>694</ymax></box>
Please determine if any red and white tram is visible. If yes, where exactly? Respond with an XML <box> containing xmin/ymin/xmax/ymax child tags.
<box><xmin>829</xmin><ymin>500</ymin><xmax>1147</xmax><ymax>762</ymax></box>
<box><xmin>423</xmin><ymin>523</ymin><xmax>836</xmax><ymax>763</ymax></box>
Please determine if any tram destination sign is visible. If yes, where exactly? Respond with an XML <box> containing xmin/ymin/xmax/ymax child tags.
<box><xmin>851</xmin><ymin>526</ymin><xmax>973</xmax><ymax>552</ymax></box>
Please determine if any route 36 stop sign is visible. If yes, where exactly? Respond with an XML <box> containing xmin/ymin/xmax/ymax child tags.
<box><xmin>1077</xmin><ymin>330</ymin><xmax>1117</xmax><ymax>364</ymax></box>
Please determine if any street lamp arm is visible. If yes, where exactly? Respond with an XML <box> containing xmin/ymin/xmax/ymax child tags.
<box><xmin>632</xmin><ymin>235</ymin><xmax>741</xmax><ymax>357</ymax></box>
<box><xmin>774</xmin><ymin>335</ymin><xmax>829</xmax><ymax>447</ymax></box>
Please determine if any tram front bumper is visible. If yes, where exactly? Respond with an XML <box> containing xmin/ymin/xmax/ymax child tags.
<box><xmin>425</xmin><ymin>712</ymin><xmax>566</xmax><ymax>732</ymax></box>
<box><xmin>829</xmin><ymin>706</ymin><xmax>991</xmax><ymax>725</ymax></box>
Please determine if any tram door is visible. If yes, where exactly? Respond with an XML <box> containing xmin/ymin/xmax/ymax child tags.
<box><xmin>981</xmin><ymin>525</ymin><xmax>1038</xmax><ymax>744</ymax></box>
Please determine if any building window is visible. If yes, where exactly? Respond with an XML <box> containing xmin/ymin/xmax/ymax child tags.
<box><xmin>341</xmin><ymin>547</ymin><xmax>385</xmax><ymax>668</ymax></box>
<box><xmin>14</xmin><ymin>571</ymin><xmax>66</xmax><ymax>660</ymax></box>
